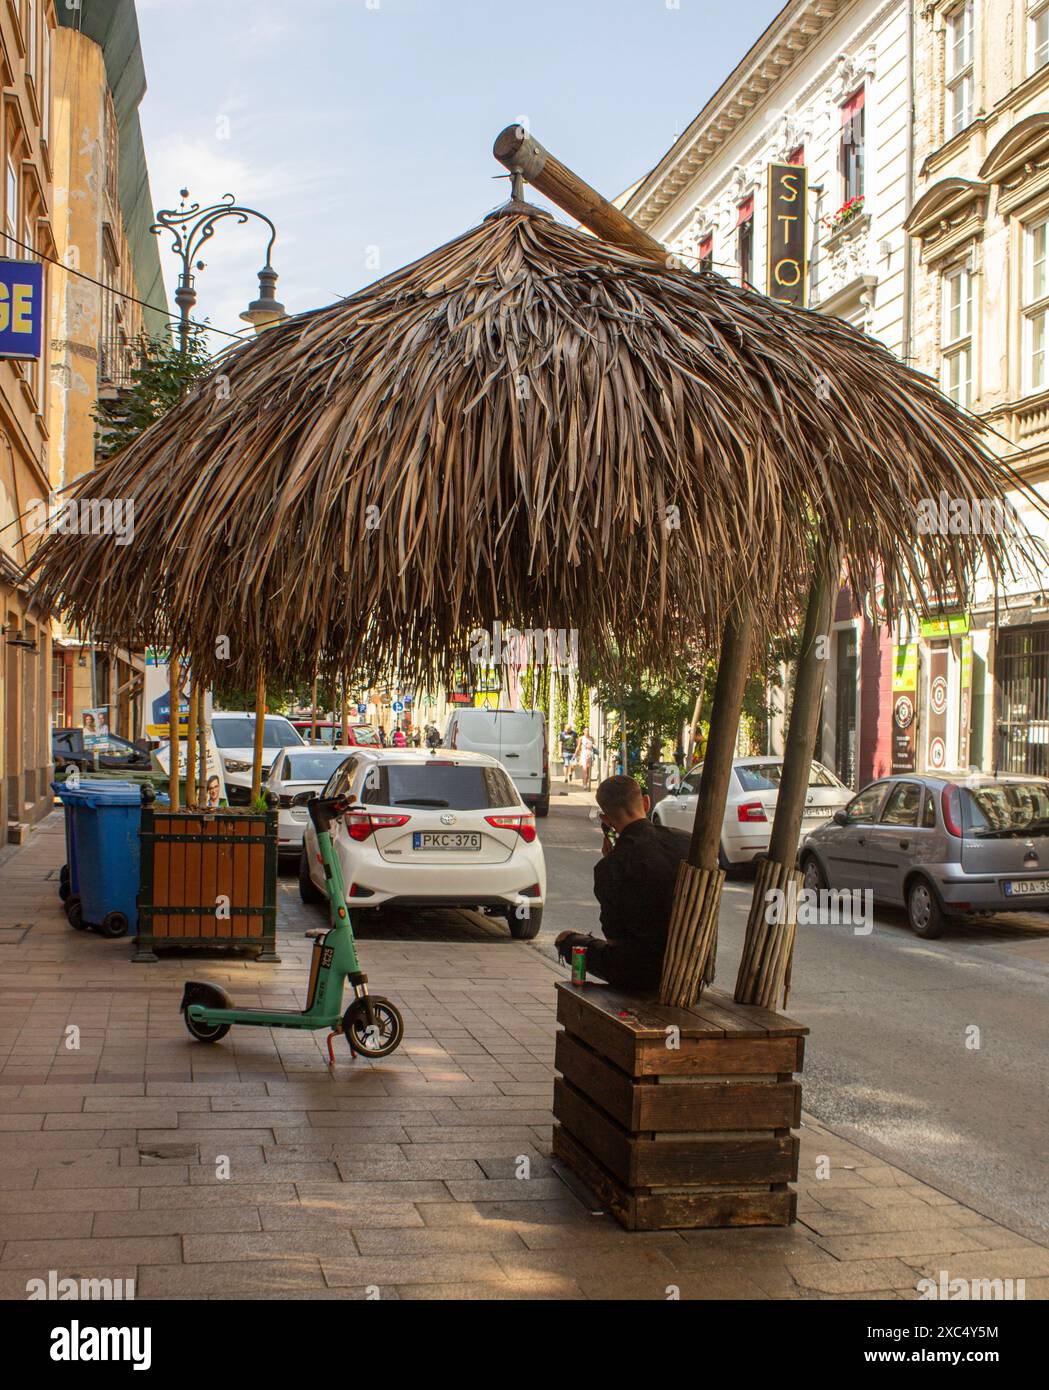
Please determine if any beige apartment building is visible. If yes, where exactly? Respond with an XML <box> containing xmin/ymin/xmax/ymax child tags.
<box><xmin>47</xmin><ymin>2</ymin><xmax>168</xmax><ymax>745</ymax></box>
<box><xmin>0</xmin><ymin>0</ymin><xmax>56</xmax><ymax>836</ymax></box>
<box><xmin>905</xmin><ymin>0</ymin><xmax>1049</xmax><ymax>775</ymax></box>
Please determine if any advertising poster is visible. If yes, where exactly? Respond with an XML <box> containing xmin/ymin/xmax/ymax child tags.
<box><xmin>82</xmin><ymin>706</ymin><xmax>111</xmax><ymax>749</ymax></box>
<box><xmin>891</xmin><ymin>643</ymin><xmax>918</xmax><ymax>774</ymax></box>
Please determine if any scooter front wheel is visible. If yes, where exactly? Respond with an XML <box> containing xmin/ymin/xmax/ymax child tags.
<box><xmin>343</xmin><ymin>997</ymin><xmax>403</xmax><ymax>1058</ymax></box>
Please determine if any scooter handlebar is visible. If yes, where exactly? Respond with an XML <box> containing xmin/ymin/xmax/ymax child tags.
<box><xmin>307</xmin><ymin>794</ymin><xmax>351</xmax><ymax>835</ymax></box>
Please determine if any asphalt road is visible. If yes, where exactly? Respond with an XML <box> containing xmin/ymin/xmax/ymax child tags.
<box><xmin>535</xmin><ymin>785</ymin><xmax>1049</xmax><ymax>1244</ymax></box>
<box><xmin>280</xmin><ymin>783</ymin><xmax>1049</xmax><ymax>1242</ymax></box>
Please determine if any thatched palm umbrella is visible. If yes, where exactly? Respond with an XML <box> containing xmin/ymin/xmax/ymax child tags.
<box><xmin>27</xmin><ymin>200</ymin><xmax>1028</xmax><ymax>688</ymax></box>
<box><xmin>24</xmin><ymin>149</ymin><xmax>1041</xmax><ymax>1005</ymax></box>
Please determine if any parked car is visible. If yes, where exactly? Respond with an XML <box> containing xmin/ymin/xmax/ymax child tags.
<box><xmin>265</xmin><ymin>747</ymin><xmax>353</xmax><ymax>859</ymax></box>
<box><xmin>801</xmin><ymin>772</ymin><xmax>1049</xmax><ymax>939</ymax></box>
<box><xmin>52</xmin><ymin>727</ymin><xmax>152</xmax><ymax>776</ymax></box>
<box><xmin>290</xmin><ymin>720</ymin><xmax>382</xmax><ymax>748</ymax></box>
<box><xmin>652</xmin><ymin>756</ymin><xmax>851</xmax><ymax>867</ymax></box>
<box><xmin>211</xmin><ymin>712</ymin><xmax>304</xmax><ymax>805</ymax></box>
<box><xmin>443</xmin><ymin>708</ymin><xmax>550</xmax><ymax>816</ymax></box>
<box><xmin>299</xmin><ymin>748</ymin><xmax>546</xmax><ymax>937</ymax></box>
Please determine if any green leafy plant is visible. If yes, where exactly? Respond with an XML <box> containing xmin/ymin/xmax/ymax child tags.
<box><xmin>92</xmin><ymin>329</ymin><xmax>214</xmax><ymax>459</ymax></box>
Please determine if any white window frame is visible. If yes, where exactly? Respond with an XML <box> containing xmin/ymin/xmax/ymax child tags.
<box><xmin>946</xmin><ymin>1</ymin><xmax>975</xmax><ymax>139</ymax></box>
<box><xmin>1023</xmin><ymin>217</ymin><xmax>1049</xmax><ymax>394</ymax></box>
<box><xmin>26</xmin><ymin>0</ymin><xmax>37</xmax><ymax>82</ymax></box>
<box><xmin>1031</xmin><ymin>1</ymin><xmax>1049</xmax><ymax>74</ymax></box>
<box><xmin>942</xmin><ymin>262</ymin><xmax>974</xmax><ymax>408</ymax></box>
<box><xmin>5</xmin><ymin>158</ymin><xmax>18</xmax><ymax>258</ymax></box>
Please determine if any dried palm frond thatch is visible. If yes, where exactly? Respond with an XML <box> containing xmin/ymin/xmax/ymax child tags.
<box><xmin>25</xmin><ymin>201</ymin><xmax>1042</xmax><ymax>685</ymax></box>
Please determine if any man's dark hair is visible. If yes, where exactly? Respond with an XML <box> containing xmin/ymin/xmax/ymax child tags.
<box><xmin>595</xmin><ymin>775</ymin><xmax>644</xmax><ymax>817</ymax></box>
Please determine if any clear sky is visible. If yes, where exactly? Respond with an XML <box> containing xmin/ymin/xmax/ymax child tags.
<box><xmin>136</xmin><ymin>0</ymin><xmax>785</xmax><ymax>345</ymax></box>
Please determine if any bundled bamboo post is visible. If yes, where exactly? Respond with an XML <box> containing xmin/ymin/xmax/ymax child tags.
<box><xmin>735</xmin><ymin>551</ymin><xmax>837</xmax><ymax>1010</ymax></box>
<box><xmin>341</xmin><ymin>673</ymin><xmax>351</xmax><ymax>746</ymax></box>
<box><xmin>658</xmin><ymin>603</ymin><xmax>755</xmax><ymax>1007</ymax></box>
<box><xmin>167</xmin><ymin>653</ymin><xmax>181</xmax><ymax>811</ymax></box>
<box><xmin>310</xmin><ymin>670</ymin><xmax>319</xmax><ymax>745</ymax></box>
<box><xmin>185</xmin><ymin>677</ymin><xmax>199</xmax><ymax>807</ymax></box>
<box><xmin>197</xmin><ymin>681</ymin><xmax>207</xmax><ymax>800</ymax></box>
<box><xmin>251</xmin><ymin>670</ymin><xmax>267</xmax><ymax>802</ymax></box>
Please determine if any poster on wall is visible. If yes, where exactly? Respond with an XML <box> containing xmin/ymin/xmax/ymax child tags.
<box><xmin>891</xmin><ymin>644</ymin><xmax>918</xmax><ymax>774</ymax></box>
<box><xmin>926</xmin><ymin>645</ymin><xmax>950</xmax><ymax>773</ymax></box>
<box><xmin>144</xmin><ymin>649</ymin><xmax>191</xmax><ymax>738</ymax></box>
<box><xmin>82</xmin><ymin>707</ymin><xmax>111</xmax><ymax>749</ymax></box>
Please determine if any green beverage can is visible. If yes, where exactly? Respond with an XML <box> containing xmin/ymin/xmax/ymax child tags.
<box><xmin>571</xmin><ymin>945</ymin><xmax>587</xmax><ymax>985</ymax></box>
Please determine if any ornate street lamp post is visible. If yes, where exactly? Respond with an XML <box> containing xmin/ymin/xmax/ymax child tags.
<box><xmin>150</xmin><ymin>191</ymin><xmax>287</xmax><ymax>807</ymax></box>
<box><xmin>150</xmin><ymin>189</ymin><xmax>286</xmax><ymax>352</ymax></box>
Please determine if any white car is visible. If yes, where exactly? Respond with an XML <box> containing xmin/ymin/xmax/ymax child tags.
<box><xmin>265</xmin><ymin>747</ymin><xmax>354</xmax><ymax>859</ymax></box>
<box><xmin>299</xmin><ymin>748</ymin><xmax>547</xmax><ymax>938</ymax></box>
<box><xmin>652</xmin><ymin>756</ymin><xmax>851</xmax><ymax>867</ymax></box>
<box><xmin>211</xmin><ymin>712</ymin><xmax>304</xmax><ymax>805</ymax></box>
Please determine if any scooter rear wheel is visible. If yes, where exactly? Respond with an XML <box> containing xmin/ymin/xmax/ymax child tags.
<box><xmin>183</xmin><ymin>1013</ymin><xmax>231</xmax><ymax>1044</ymax></box>
<box><xmin>343</xmin><ymin>997</ymin><xmax>403</xmax><ymax>1058</ymax></box>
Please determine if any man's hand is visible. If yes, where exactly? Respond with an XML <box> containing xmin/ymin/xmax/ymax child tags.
<box><xmin>601</xmin><ymin>829</ymin><xmax>613</xmax><ymax>857</ymax></box>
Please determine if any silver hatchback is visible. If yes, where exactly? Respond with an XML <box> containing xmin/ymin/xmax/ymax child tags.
<box><xmin>801</xmin><ymin>773</ymin><xmax>1049</xmax><ymax>938</ymax></box>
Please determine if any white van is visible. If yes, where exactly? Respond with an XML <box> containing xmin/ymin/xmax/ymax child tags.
<box><xmin>444</xmin><ymin>708</ymin><xmax>550</xmax><ymax>815</ymax></box>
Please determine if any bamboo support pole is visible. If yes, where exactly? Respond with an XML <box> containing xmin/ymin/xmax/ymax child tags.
<box><xmin>197</xmin><ymin>683</ymin><xmax>207</xmax><ymax>802</ymax></box>
<box><xmin>657</xmin><ymin>603</ymin><xmax>755</xmax><ymax>1007</ymax></box>
<box><xmin>167</xmin><ymin>654</ymin><xmax>180</xmax><ymax>811</ymax></box>
<box><xmin>735</xmin><ymin>552</ymin><xmax>837</xmax><ymax>1009</ymax></box>
<box><xmin>251</xmin><ymin>672</ymin><xmax>267</xmax><ymax>802</ymax></box>
<box><xmin>310</xmin><ymin>671</ymin><xmax>319</xmax><ymax>745</ymax></box>
<box><xmin>185</xmin><ymin>680</ymin><xmax>199</xmax><ymax>807</ymax></box>
<box><xmin>341</xmin><ymin>674</ymin><xmax>351</xmax><ymax>746</ymax></box>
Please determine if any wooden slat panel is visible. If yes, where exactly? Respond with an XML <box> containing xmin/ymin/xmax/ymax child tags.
<box><xmin>554</xmin><ymin>1078</ymin><xmax>798</xmax><ymax>1187</ymax></box>
<box><xmin>553</xmin><ymin>1127</ymin><xmax>795</xmax><ymax>1231</ymax></box>
<box><xmin>201</xmin><ymin>816</ymin><xmax>218</xmax><ymax>937</ymax></box>
<box><xmin>635</xmin><ymin>1079</ymin><xmax>801</xmax><ymax>1132</ymax></box>
<box><xmin>248</xmin><ymin>815</ymin><xmax>264</xmax><ymax>936</ymax></box>
<box><xmin>168</xmin><ymin>813</ymin><xmax>186</xmax><ymax>936</ymax></box>
<box><xmin>555</xmin><ymin>1031</ymin><xmax>637</xmax><ymax>1128</ymax></box>
<box><xmin>215</xmin><ymin>817</ymin><xmax>234</xmax><ymax>927</ymax></box>
<box><xmin>636</xmin><ymin>1035</ymin><xmax>802</xmax><ymax>1078</ymax></box>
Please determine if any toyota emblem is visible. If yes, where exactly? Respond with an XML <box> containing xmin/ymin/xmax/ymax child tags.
<box><xmin>440</xmin><ymin>813</ymin><xmax>457</xmax><ymax>826</ymax></box>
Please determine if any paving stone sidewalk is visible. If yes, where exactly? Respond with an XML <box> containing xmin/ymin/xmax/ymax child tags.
<box><xmin>0</xmin><ymin>814</ymin><xmax>1045</xmax><ymax>1300</ymax></box>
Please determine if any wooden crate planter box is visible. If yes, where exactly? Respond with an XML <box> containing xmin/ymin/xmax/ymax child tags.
<box><xmin>552</xmin><ymin>981</ymin><xmax>806</xmax><ymax>1231</ymax></box>
<box><xmin>133</xmin><ymin>808</ymin><xmax>281</xmax><ymax>962</ymax></box>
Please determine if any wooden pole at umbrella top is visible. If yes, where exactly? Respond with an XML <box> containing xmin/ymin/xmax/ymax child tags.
<box><xmin>493</xmin><ymin>126</ymin><xmax>672</xmax><ymax>267</ymax></box>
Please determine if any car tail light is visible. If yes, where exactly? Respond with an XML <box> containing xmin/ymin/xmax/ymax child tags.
<box><xmin>737</xmin><ymin>801</ymin><xmax>768</xmax><ymax>823</ymax></box>
<box><xmin>941</xmin><ymin>784</ymin><xmax>963</xmax><ymax>838</ymax></box>
<box><xmin>344</xmin><ymin>812</ymin><xmax>410</xmax><ymax>841</ymax></box>
<box><xmin>278</xmin><ymin>794</ymin><xmax>293</xmax><ymax>808</ymax></box>
<box><xmin>485</xmin><ymin>814</ymin><xmax>537</xmax><ymax>843</ymax></box>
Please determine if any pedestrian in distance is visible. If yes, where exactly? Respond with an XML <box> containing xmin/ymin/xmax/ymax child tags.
<box><xmin>577</xmin><ymin>728</ymin><xmax>595</xmax><ymax>790</ymax></box>
<box><xmin>559</xmin><ymin>725</ymin><xmax>578</xmax><ymax>783</ymax></box>
<box><xmin>391</xmin><ymin>726</ymin><xmax>407</xmax><ymax>748</ymax></box>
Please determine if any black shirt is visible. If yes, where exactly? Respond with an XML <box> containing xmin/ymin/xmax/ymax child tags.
<box><xmin>593</xmin><ymin>818</ymin><xmax>692</xmax><ymax>974</ymax></box>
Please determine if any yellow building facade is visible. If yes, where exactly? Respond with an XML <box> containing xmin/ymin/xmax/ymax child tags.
<box><xmin>0</xmin><ymin>0</ymin><xmax>56</xmax><ymax>836</ymax></box>
<box><xmin>47</xmin><ymin>5</ymin><xmax>168</xmax><ymax>746</ymax></box>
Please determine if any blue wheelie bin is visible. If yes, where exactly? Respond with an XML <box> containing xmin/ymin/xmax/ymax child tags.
<box><xmin>52</xmin><ymin>779</ymin><xmax>135</xmax><ymax>915</ymax></box>
<box><xmin>62</xmin><ymin>784</ymin><xmax>157</xmax><ymax>938</ymax></box>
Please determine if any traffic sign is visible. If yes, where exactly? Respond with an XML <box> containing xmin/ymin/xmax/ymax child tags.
<box><xmin>392</xmin><ymin>701</ymin><xmax>404</xmax><ymax>713</ymax></box>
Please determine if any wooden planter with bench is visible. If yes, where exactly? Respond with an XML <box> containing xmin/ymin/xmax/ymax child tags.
<box><xmin>133</xmin><ymin>807</ymin><xmax>280</xmax><ymax>962</ymax></box>
<box><xmin>552</xmin><ymin>981</ymin><xmax>806</xmax><ymax>1230</ymax></box>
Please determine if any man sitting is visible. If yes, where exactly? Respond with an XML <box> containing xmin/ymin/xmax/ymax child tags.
<box><xmin>555</xmin><ymin>775</ymin><xmax>691</xmax><ymax>990</ymax></box>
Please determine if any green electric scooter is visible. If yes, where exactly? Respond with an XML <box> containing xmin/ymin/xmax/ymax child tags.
<box><xmin>180</xmin><ymin>794</ymin><xmax>404</xmax><ymax>1061</ymax></box>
